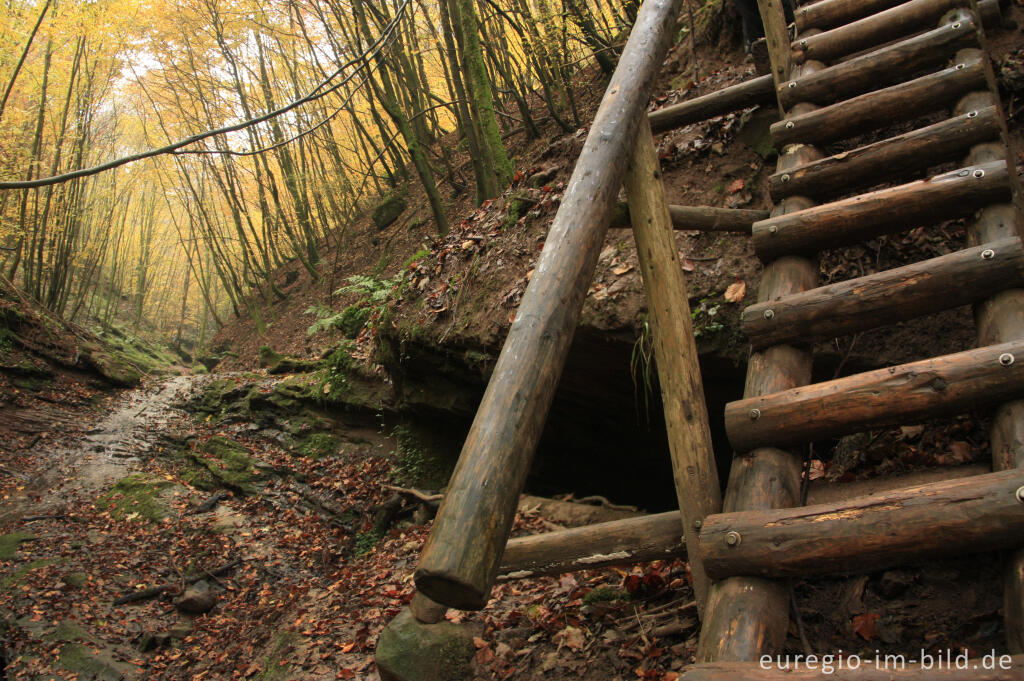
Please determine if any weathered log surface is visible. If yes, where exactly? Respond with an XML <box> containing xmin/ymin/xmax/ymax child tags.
<box><xmin>726</xmin><ymin>339</ymin><xmax>1024</xmax><ymax>453</ymax></box>
<box><xmin>795</xmin><ymin>0</ymin><xmax>907</xmax><ymax>32</ymax></box>
<box><xmin>626</xmin><ymin>119</ymin><xmax>721</xmax><ymax>613</ymax></box>
<box><xmin>609</xmin><ymin>203</ymin><xmax>769</xmax><ymax>232</ymax></box>
<box><xmin>699</xmin><ymin>469</ymin><xmax>1024</xmax><ymax>579</ymax></box>
<box><xmin>647</xmin><ymin>75</ymin><xmax>775</xmax><ymax>134</ymax></box>
<box><xmin>680</xmin><ymin>656</ymin><xmax>1024</xmax><ymax>681</ymax></box>
<box><xmin>795</xmin><ymin>0</ymin><xmax>1000</xmax><ymax>64</ymax></box>
<box><xmin>753</xmin><ymin>160</ymin><xmax>1010</xmax><ymax>262</ymax></box>
<box><xmin>768</xmin><ymin>107</ymin><xmax>1001</xmax><ymax>200</ymax></box>
<box><xmin>498</xmin><ymin>512</ymin><xmax>686</xmax><ymax>579</ymax></box>
<box><xmin>413</xmin><ymin>0</ymin><xmax>685</xmax><ymax>612</ymax></box>
<box><xmin>770</xmin><ymin>54</ymin><xmax>987</xmax><ymax>148</ymax></box>
<box><xmin>743</xmin><ymin>238</ymin><xmax>1024</xmax><ymax>347</ymax></box>
<box><xmin>497</xmin><ymin>464</ymin><xmax>986</xmax><ymax>580</ymax></box>
<box><xmin>779</xmin><ymin>18</ymin><xmax>977</xmax><ymax>110</ymax></box>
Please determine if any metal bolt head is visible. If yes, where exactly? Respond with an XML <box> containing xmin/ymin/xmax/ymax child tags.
<box><xmin>780</xmin><ymin>173</ymin><xmax>791</xmax><ymax>183</ymax></box>
<box><xmin>799</xmin><ymin>39</ymin><xmax>807</xmax><ymax>48</ymax></box>
<box><xmin>749</xmin><ymin>408</ymin><xmax>761</xmax><ymax>421</ymax></box>
<box><xmin>1017</xmin><ymin>486</ymin><xmax>1024</xmax><ymax>504</ymax></box>
<box><xmin>981</xmin><ymin>248</ymin><xmax>995</xmax><ymax>260</ymax></box>
<box><xmin>785</xmin><ymin>121</ymin><xmax>795</xmax><ymax>129</ymax></box>
<box><xmin>763</xmin><ymin>308</ymin><xmax>775</xmax><ymax>320</ymax></box>
<box><xmin>956</xmin><ymin>62</ymin><xmax>966</xmax><ymax>70</ymax></box>
<box><xmin>951</xmin><ymin>21</ymin><xmax>961</xmax><ymax>28</ymax></box>
<box><xmin>768</xmin><ymin>225</ymin><xmax>778</xmax><ymax>234</ymax></box>
<box><xmin>974</xmin><ymin>168</ymin><xmax>985</xmax><ymax>178</ymax></box>
<box><xmin>1000</xmin><ymin>352</ymin><xmax>1015</xmax><ymax>367</ymax></box>
<box><xmin>725</xmin><ymin>531</ymin><xmax>742</xmax><ymax>547</ymax></box>
<box><xmin>967</xmin><ymin>110</ymin><xmax>978</xmax><ymax>118</ymax></box>
<box><xmin>787</xmin><ymin>82</ymin><xmax>796</xmax><ymax>89</ymax></box>
<box><xmin>693</xmin><ymin>519</ymin><xmax>703</xmax><ymax>531</ymax></box>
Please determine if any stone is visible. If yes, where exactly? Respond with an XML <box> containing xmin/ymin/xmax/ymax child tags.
<box><xmin>167</xmin><ymin>620</ymin><xmax>193</xmax><ymax>639</ymax></box>
<box><xmin>375</xmin><ymin>608</ymin><xmax>474</xmax><ymax>681</ymax></box>
<box><xmin>174</xmin><ymin>580</ymin><xmax>216</xmax><ymax>615</ymax></box>
<box><xmin>372</xmin><ymin>194</ymin><xmax>408</xmax><ymax>230</ymax></box>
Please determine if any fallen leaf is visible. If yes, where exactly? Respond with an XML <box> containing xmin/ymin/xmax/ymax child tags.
<box><xmin>612</xmin><ymin>264</ymin><xmax>633</xmax><ymax>276</ymax></box>
<box><xmin>853</xmin><ymin>612</ymin><xmax>880</xmax><ymax>640</ymax></box>
<box><xmin>554</xmin><ymin>625</ymin><xmax>585</xmax><ymax>650</ymax></box>
<box><xmin>727</xmin><ymin>178</ymin><xmax>745</xmax><ymax>194</ymax></box>
<box><xmin>724</xmin><ymin>280</ymin><xmax>746</xmax><ymax>303</ymax></box>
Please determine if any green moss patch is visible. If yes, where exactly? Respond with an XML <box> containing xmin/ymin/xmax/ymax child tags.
<box><xmin>255</xmin><ymin>630</ymin><xmax>298</xmax><ymax>681</ymax></box>
<box><xmin>183</xmin><ymin>436</ymin><xmax>263</xmax><ymax>495</ymax></box>
<box><xmin>96</xmin><ymin>474</ymin><xmax>181</xmax><ymax>522</ymax></box>
<box><xmin>372</xmin><ymin>193</ymin><xmax>408</xmax><ymax>230</ymax></box>
<box><xmin>0</xmin><ymin>531</ymin><xmax>36</xmax><ymax>559</ymax></box>
<box><xmin>2</xmin><ymin>558</ymin><xmax>56</xmax><ymax>591</ymax></box>
<box><xmin>298</xmin><ymin>432</ymin><xmax>338</xmax><ymax>459</ymax></box>
<box><xmin>56</xmin><ymin>642</ymin><xmax>132</xmax><ymax>681</ymax></box>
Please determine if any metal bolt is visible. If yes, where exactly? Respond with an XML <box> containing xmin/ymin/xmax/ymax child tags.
<box><xmin>693</xmin><ymin>519</ymin><xmax>703</xmax><ymax>531</ymax></box>
<box><xmin>974</xmin><ymin>168</ymin><xmax>985</xmax><ymax>178</ymax></box>
<box><xmin>785</xmin><ymin>121</ymin><xmax>795</xmax><ymax>130</ymax></box>
<box><xmin>725</xmin><ymin>531</ymin><xmax>742</xmax><ymax>547</ymax></box>
<box><xmin>749</xmin><ymin>408</ymin><xmax>761</xmax><ymax>421</ymax></box>
<box><xmin>780</xmin><ymin>173</ymin><xmax>791</xmax><ymax>183</ymax></box>
<box><xmin>951</xmin><ymin>21</ymin><xmax>961</xmax><ymax>28</ymax></box>
<box><xmin>799</xmin><ymin>39</ymin><xmax>807</xmax><ymax>49</ymax></box>
<box><xmin>967</xmin><ymin>110</ymin><xmax>978</xmax><ymax>118</ymax></box>
<box><xmin>788</xmin><ymin>82</ymin><xmax>797</xmax><ymax>88</ymax></box>
<box><xmin>763</xmin><ymin>308</ymin><xmax>775</xmax><ymax>320</ymax></box>
<box><xmin>958</xmin><ymin>169</ymin><xmax>970</xmax><ymax>177</ymax></box>
<box><xmin>982</xmin><ymin>248</ymin><xmax>995</xmax><ymax>260</ymax></box>
<box><xmin>956</xmin><ymin>62</ymin><xmax>966</xmax><ymax>70</ymax></box>
<box><xmin>1017</xmin><ymin>486</ymin><xmax>1024</xmax><ymax>504</ymax></box>
<box><xmin>1000</xmin><ymin>352</ymin><xmax>1015</xmax><ymax>366</ymax></box>
<box><xmin>768</xmin><ymin>225</ymin><xmax>778</xmax><ymax>235</ymax></box>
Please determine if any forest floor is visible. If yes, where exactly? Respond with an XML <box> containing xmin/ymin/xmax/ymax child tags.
<box><xmin>2</xmin><ymin>4</ymin><xmax>1024</xmax><ymax>680</ymax></box>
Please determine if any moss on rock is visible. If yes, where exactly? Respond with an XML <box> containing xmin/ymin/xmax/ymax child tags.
<box><xmin>375</xmin><ymin>608</ymin><xmax>474</xmax><ymax>681</ymax></box>
<box><xmin>372</xmin><ymin>193</ymin><xmax>408</xmax><ymax>230</ymax></box>
<box><xmin>0</xmin><ymin>531</ymin><xmax>35</xmax><ymax>559</ymax></box>
<box><xmin>96</xmin><ymin>475</ymin><xmax>182</xmax><ymax>522</ymax></box>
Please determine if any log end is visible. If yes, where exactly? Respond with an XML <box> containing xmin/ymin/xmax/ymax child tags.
<box><xmin>414</xmin><ymin>568</ymin><xmax>489</xmax><ymax>611</ymax></box>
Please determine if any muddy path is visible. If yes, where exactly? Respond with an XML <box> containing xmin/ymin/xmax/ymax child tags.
<box><xmin>1</xmin><ymin>375</ymin><xmax>202</xmax><ymax>524</ymax></box>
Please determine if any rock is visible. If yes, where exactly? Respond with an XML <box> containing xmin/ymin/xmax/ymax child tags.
<box><xmin>167</xmin><ymin>620</ymin><xmax>193</xmax><ymax>639</ymax></box>
<box><xmin>372</xmin><ymin>194</ymin><xmax>408</xmax><ymax>230</ymax></box>
<box><xmin>174</xmin><ymin>580</ymin><xmax>216</xmax><ymax>615</ymax></box>
<box><xmin>375</xmin><ymin>608</ymin><xmax>474</xmax><ymax>681</ymax></box>
<box><xmin>877</xmin><ymin>570</ymin><xmax>915</xmax><ymax>598</ymax></box>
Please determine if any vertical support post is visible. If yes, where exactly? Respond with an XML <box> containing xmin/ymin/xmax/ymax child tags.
<box><xmin>624</xmin><ymin>118</ymin><xmax>722</xmax><ymax>616</ymax></box>
<box><xmin>952</xmin><ymin>36</ymin><xmax>1024</xmax><ymax>653</ymax></box>
<box><xmin>756</xmin><ymin>0</ymin><xmax>793</xmax><ymax>107</ymax></box>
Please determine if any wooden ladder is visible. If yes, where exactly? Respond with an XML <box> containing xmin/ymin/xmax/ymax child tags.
<box><xmin>382</xmin><ymin>0</ymin><xmax>1024</xmax><ymax>676</ymax></box>
<box><xmin>687</xmin><ymin>0</ymin><xmax>1024</xmax><ymax>675</ymax></box>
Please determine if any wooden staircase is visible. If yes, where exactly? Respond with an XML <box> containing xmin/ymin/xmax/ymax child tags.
<box><xmin>379</xmin><ymin>0</ymin><xmax>1024</xmax><ymax>676</ymax></box>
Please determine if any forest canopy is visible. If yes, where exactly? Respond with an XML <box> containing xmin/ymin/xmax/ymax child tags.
<box><xmin>0</xmin><ymin>0</ymin><xmax>635</xmax><ymax>346</ymax></box>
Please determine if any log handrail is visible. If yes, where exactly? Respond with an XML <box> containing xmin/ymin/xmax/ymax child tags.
<box><xmin>413</xmin><ymin>0</ymin><xmax>689</xmax><ymax>611</ymax></box>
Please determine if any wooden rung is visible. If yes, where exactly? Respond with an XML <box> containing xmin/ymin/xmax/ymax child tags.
<box><xmin>498</xmin><ymin>512</ymin><xmax>686</xmax><ymax>579</ymax></box>
<box><xmin>648</xmin><ymin>75</ymin><xmax>775</xmax><ymax>134</ymax></box>
<box><xmin>609</xmin><ymin>203</ymin><xmax>769</xmax><ymax>233</ymax></box>
<box><xmin>699</xmin><ymin>469</ymin><xmax>1024</xmax><ymax>580</ymax></box>
<box><xmin>753</xmin><ymin>160</ymin><xmax>1009</xmax><ymax>262</ymax></box>
<box><xmin>680</xmin><ymin>656</ymin><xmax>1024</xmax><ymax>680</ymax></box>
<box><xmin>794</xmin><ymin>0</ymin><xmax>1001</xmax><ymax>66</ymax></box>
<box><xmin>725</xmin><ymin>339</ymin><xmax>1024</xmax><ymax>453</ymax></box>
<box><xmin>499</xmin><ymin>465</ymin><xmax>987</xmax><ymax>580</ymax></box>
<box><xmin>768</xmin><ymin>106</ymin><xmax>1001</xmax><ymax>200</ymax></box>
<box><xmin>770</xmin><ymin>52</ymin><xmax>987</xmax><ymax>149</ymax></box>
<box><xmin>779</xmin><ymin>19</ymin><xmax>978</xmax><ymax>111</ymax></box>
<box><xmin>795</xmin><ymin>0</ymin><xmax>908</xmax><ymax>32</ymax></box>
<box><xmin>743</xmin><ymin>238</ymin><xmax>1024</xmax><ymax>347</ymax></box>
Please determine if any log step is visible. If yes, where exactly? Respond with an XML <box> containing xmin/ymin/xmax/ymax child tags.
<box><xmin>753</xmin><ymin>160</ymin><xmax>1009</xmax><ymax>262</ymax></box>
<box><xmin>698</xmin><ymin>469</ymin><xmax>1024</xmax><ymax>580</ymax></box>
<box><xmin>768</xmin><ymin>106</ymin><xmax>1001</xmax><ymax>201</ymax></box>
<box><xmin>648</xmin><ymin>74</ymin><xmax>775</xmax><ymax>134</ymax></box>
<box><xmin>742</xmin><ymin>238</ymin><xmax>1024</xmax><ymax>348</ymax></box>
<box><xmin>794</xmin><ymin>0</ymin><xmax>1001</xmax><ymax>66</ymax></box>
<box><xmin>497</xmin><ymin>465</ymin><xmax>986</xmax><ymax>580</ymax></box>
<box><xmin>680</xmin><ymin>656</ymin><xmax>1024</xmax><ymax>680</ymax></box>
<box><xmin>725</xmin><ymin>339</ymin><xmax>1024</xmax><ymax>453</ymax></box>
<box><xmin>795</xmin><ymin>0</ymin><xmax>910</xmax><ymax>33</ymax></box>
<box><xmin>778</xmin><ymin>17</ymin><xmax>978</xmax><ymax>110</ymax></box>
<box><xmin>770</xmin><ymin>52</ymin><xmax>987</xmax><ymax>149</ymax></box>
